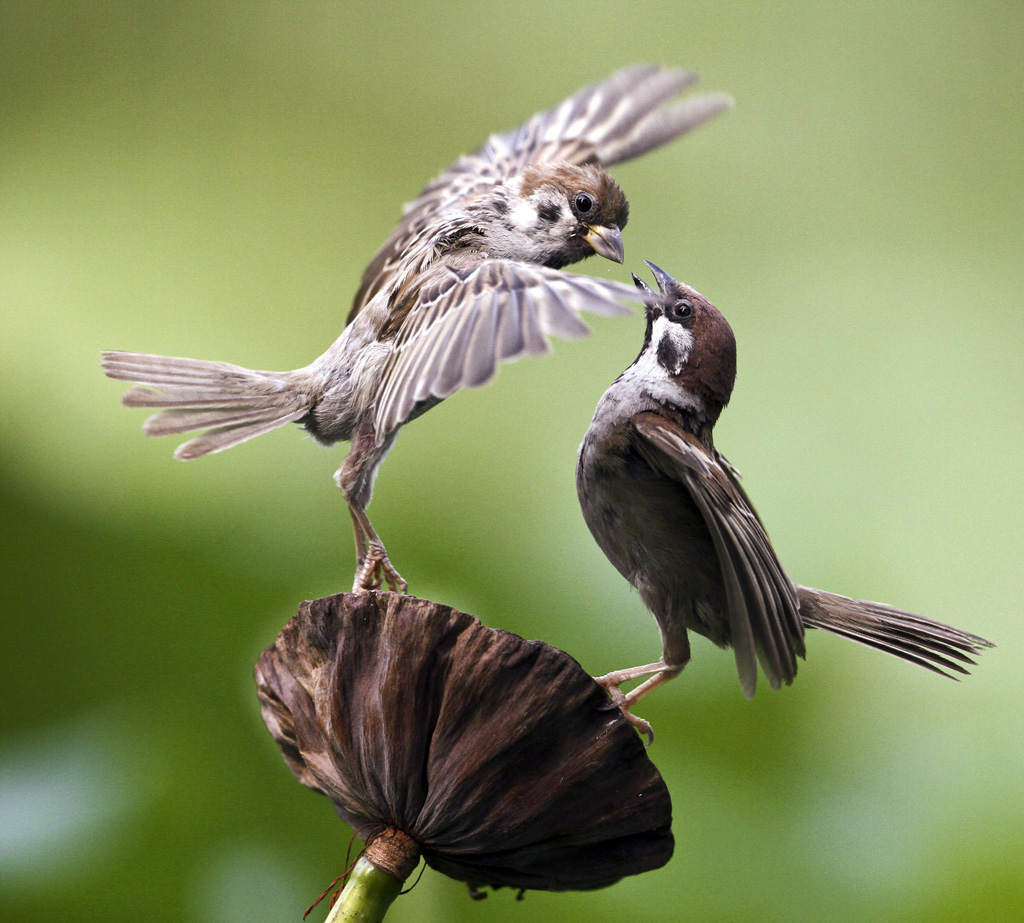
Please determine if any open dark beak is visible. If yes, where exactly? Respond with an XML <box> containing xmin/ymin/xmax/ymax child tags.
<box><xmin>631</xmin><ymin>272</ymin><xmax>654</xmax><ymax>295</ymax></box>
<box><xmin>584</xmin><ymin>224</ymin><xmax>624</xmax><ymax>263</ymax></box>
<box><xmin>643</xmin><ymin>260</ymin><xmax>679</xmax><ymax>295</ymax></box>
<box><xmin>633</xmin><ymin>261</ymin><xmax>676</xmax><ymax>317</ymax></box>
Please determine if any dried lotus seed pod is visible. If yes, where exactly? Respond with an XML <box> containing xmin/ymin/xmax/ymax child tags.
<box><xmin>255</xmin><ymin>592</ymin><xmax>672</xmax><ymax>896</ymax></box>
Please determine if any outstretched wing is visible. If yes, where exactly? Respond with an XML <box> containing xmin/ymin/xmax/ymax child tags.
<box><xmin>632</xmin><ymin>412</ymin><xmax>805</xmax><ymax>697</ymax></box>
<box><xmin>371</xmin><ymin>259</ymin><xmax>643</xmax><ymax>439</ymax></box>
<box><xmin>349</xmin><ymin>66</ymin><xmax>732</xmax><ymax>319</ymax></box>
<box><xmin>417</xmin><ymin>65</ymin><xmax>732</xmax><ymax>212</ymax></box>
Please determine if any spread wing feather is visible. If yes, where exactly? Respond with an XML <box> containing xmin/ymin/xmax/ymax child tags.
<box><xmin>632</xmin><ymin>412</ymin><xmax>805</xmax><ymax>696</ymax></box>
<box><xmin>371</xmin><ymin>260</ymin><xmax>642</xmax><ymax>438</ymax></box>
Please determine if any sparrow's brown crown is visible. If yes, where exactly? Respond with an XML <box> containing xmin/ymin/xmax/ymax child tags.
<box><xmin>520</xmin><ymin>162</ymin><xmax>629</xmax><ymax>231</ymax></box>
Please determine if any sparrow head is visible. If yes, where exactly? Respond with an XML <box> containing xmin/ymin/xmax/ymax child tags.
<box><xmin>630</xmin><ymin>261</ymin><xmax>736</xmax><ymax>419</ymax></box>
<box><xmin>508</xmin><ymin>162</ymin><xmax>629</xmax><ymax>268</ymax></box>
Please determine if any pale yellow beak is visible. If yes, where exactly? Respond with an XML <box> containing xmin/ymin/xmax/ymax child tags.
<box><xmin>584</xmin><ymin>224</ymin><xmax>624</xmax><ymax>263</ymax></box>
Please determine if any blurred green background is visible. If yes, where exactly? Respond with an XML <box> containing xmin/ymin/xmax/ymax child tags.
<box><xmin>2</xmin><ymin>2</ymin><xmax>1021</xmax><ymax>921</ymax></box>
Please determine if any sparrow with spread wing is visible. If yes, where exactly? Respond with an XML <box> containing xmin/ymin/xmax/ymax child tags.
<box><xmin>576</xmin><ymin>263</ymin><xmax>992</xmax><ymax>739</ymax></box>
<box><xmin>102</xmin><ymin>67</ymin><xmax>732</xmax><ymax>592</ymax></box>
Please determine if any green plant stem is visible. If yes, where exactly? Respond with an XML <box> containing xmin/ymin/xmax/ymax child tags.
<box><xmin>322</xmin><ymin>856</ymin><xmax>404</xmax><ymax>923</ymax></box>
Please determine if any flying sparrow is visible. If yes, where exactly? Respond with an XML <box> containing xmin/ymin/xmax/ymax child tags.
<box><xmin>576</xmin><ymin>262</ymin><xmax>992</xmax><ymax>739</ymax></box>
<box><xmin>101</xmin><ymin>67</ymin><xmax>732</xmax><ymax>593</ymax></box>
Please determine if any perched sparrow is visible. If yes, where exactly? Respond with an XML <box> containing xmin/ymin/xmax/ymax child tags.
<box><xmin>102</xmin><ymin>66</ymin><xmax>731</xmax><ymax>593</ymax></box>
<box><xmin>577</xmin><ymin>262</ymin><xmax>992</xmax><ymax>738</ymax></box>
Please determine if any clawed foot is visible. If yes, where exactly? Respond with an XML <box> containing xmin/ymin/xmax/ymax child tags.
<box><xmin>352</xmin><ymin>544</ymin><xmax>408</xmax><ymax>594</ymax></box>
<box><xmin>346</xmin><ymin>500</ymin><xmax>407</xmax><ymax>594</ymax></box>
<box><xmin>594</xmin><ymin>660</ymin><xmax>682</xmax><ymax>747</ymax></box>
<box><xmin>597</xmin><ymin>677</ymin><xmax>655</xmax><ymax>746</ymax></box>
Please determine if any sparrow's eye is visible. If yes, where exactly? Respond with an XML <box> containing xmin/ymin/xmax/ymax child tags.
<box><xmin>667</xmin><ymin>300</ymin><xmax>695</xmax><ymax>325</ymax></box>
<box><xmin>574</xmin><ymin>192</ymin><xmax>595</xmax><ymax>214</ymax></box>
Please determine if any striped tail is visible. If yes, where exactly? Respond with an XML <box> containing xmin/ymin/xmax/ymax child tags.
<box><xmin>101</xmin><ymin>351</ymin><xmax>312</xmax><ymax>459</ymax></box>
<box><xmin>797</xmin><ymin>585</ymin><xmax>993</xmax><ymax>679</ymax></box>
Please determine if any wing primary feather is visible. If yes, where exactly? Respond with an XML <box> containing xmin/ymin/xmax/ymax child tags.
<box><xmin>718</xmin><ymin>512</ymin><xmax>792</xmax><ymax>688</ymax></box>
<box><xmin>710</xmin><ymin>511</ymin><xmax>759</xmax><ymax>698</ymax></box>
<box><xmin>587</xmin><ymin>69</ymin><xmax>699</xmax><ymax>151</ymax></box>
<box><xmin>600</xmin><ymin>93</ymin><xmax>734</xmax><ymax>165</ymax></box>
<box><xmin>701</xmin><ymin>491</ymin><xmax>778</xmax><ymax>692</ymax></box>
<box><xmin>729</xmin><ymin>506</ymin><xmax>804</xmax><ymax>669</ymax></box>
<box><xmin>537</xmin><ymin>283</ymin><xmax>592</xmax><ymax>340</ymax></box>
<box><xmin>518</xmin><ymin>286</ymin><xmax>554</xmax><ymax>357</ymax></box>
<box><xmin>426</xmin><ymin>299</ymin><xmax>481</xmax><ymax>397</ymax></box>
<box><xmin>462</xmin><ymin>293</ymin><xmax>500</xmax><ymax>388</ymax></box>
<box><xmin>494</xmin><ymin>287</ymin><xmax>526</xmax><ymax>360</ymax></box>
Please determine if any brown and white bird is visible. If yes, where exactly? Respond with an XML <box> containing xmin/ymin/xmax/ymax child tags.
<box><xmin>576</xmin><ymin>262</ymin><xmax>992</xmax><ymax>738</ymax></box>
<box><xmin>101</xmin><ymin>67</ymin><xmax>732</xmax><ymax>593</ymax></box>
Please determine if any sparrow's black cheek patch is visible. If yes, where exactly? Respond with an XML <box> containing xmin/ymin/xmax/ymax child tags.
<box><xmin>657</xmin><ymin>337</ymin><xmax>684</xmax><ymax>375</ymax></box>
<box><xmin>538</xmin><ymin>202</ymin><xmax>561</xmax><ymax>224</ymax></box>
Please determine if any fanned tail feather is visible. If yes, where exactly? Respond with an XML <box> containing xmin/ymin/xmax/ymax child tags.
<box><xmin>101</xmin><ymin>351</ymin><xmax>312</xmax><ymax>459</ymax></box>
<box><xmin>797</xmin><ymin>585</ymin><xmax>993</xmax><ymax>679</ymax></box>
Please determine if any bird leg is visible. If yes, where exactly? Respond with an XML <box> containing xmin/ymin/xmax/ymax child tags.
<box><xmin>347</xmin><ymin>501</ymin><xmax>407</xmax><ymax>595</ymax></box>
<box><xmin>594</xmin><ymin>660</ymin><xmax>683</xmax><ymax>745</ymax></box>
<box><xmin>336</xmin><ymin>429</ymin><xmax>407</xmax><ymax>594</ymax></box>
<box><xmin>347</xmin><ymin>504</ymin><xmax>378</xmax><ymax>591</ymax></box>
